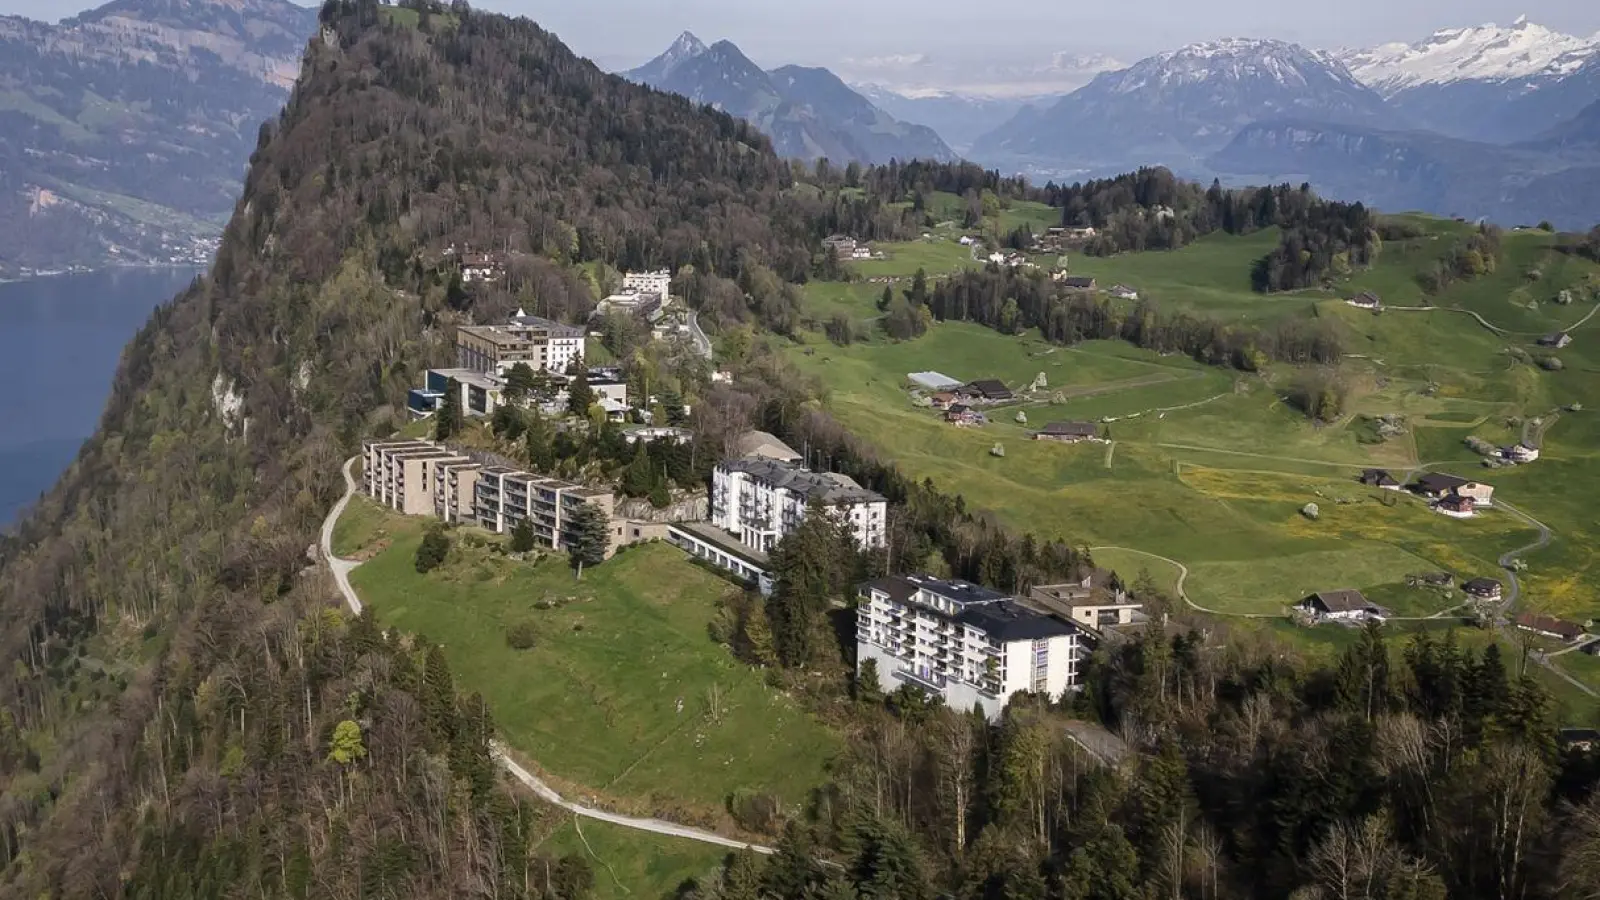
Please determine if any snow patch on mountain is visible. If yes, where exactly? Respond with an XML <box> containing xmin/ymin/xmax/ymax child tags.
<box><xmin>1338</xmin><ymin>17</ymin><xmax>1600</xmax><ymax>94</ymax></box>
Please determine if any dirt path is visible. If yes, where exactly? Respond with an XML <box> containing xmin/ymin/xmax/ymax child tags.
<box><xmin>1088</xmin><ymin>545</ymin><xmax>1275</xmax><ymax>619</ymax></box>
<box><xmin>320</xmin><ymin>455</ymin><xmax>774</xmax><ymax>855</ymax></box>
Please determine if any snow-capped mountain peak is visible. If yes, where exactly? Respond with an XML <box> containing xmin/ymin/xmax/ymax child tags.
<box><xmin>1337</xmin><ymin>18</ymin><xmax>1600</xmax><ymax>94</ymax></box>
<box><xmin>1105</xmin><ymin>38</ymin><xmax>1366</xmax><ymax>95</ymax></box>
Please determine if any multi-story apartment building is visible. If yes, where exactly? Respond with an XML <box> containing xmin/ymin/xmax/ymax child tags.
<box><xmin>622</xmin><ymin>270</ymin><xmax>673</xmax><ymax>297</ymax></box>
<box><xmin>855</xmin><ymin>574</ymin><xmax>1084</xmax><ymax>721</ymax></box>
<box><xmin>473</xmin><ymin>466</ymin><xmax>630</xmax><ymax>557</ymax></box>
<box><xmin>432</xmin><ymin>458</ymin><xmax>481</xmax><ymax>524</ymax></box>
<box><xmin>711</xmin><ymin>458</ymin><xmax>887</xmax><ymax>553</ymax></box>
<box><xmin>455</xmin><ymin>312</ymin><xmax>585</xmax><ymax>376</ymax></box>
<box><xmin>363</xmin><ymin>440</ymin><xmax>472</xmax><ymax>516</ymax></box>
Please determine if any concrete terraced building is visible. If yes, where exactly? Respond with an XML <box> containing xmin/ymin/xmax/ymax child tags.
<box><xmin>856</xmin><ymin>574</ymin><xmax>1085</xmax><ymax>720</ymax></box>
<box><xmin>362</xmin><ymin>439</ymin><xmax>655</xmax><ymax>559</ymax></box>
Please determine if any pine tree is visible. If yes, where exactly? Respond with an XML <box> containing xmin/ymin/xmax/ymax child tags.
<box><xmin>525</xmin><ymin>410</ymin><xmax>554</xmax><ymax>470</ymax></box>
<box><xmin>767</xmin><ymin>501</ymin><xmax>851</xmax><ymax>667</ymax></box>
<box><xmin>422</xmin><ymin>644</ymin><xmax>456</xmax><ymax>746</ymax></box>
<box><xmin>622</xmin><ymin>442</ymin><xmax>655</xmax><ymax>498</ymax></box>
<box><xmin>509</xmin><ymin>516</ymin><xmax>537</xmax><ymax>553</ymax></box>
<box><xmin>435</xmin><ymin>377</ymin><xmax>463</xmax><ymax>440</ymax></box>
<box><xmin>565</xmin><ymin>501</ymin><xmax>610</xmax><ymax>579</ymax></box>
<box><xmin>504</xmin><ymin>362</ymin><xmax>537</xmax><ymax>403</ymax></box>
<box><xmin>566</xmin><ymin>364</ymin><xmax>595</xmax><ymax>417</ymax></box>
<box><xmin>415</xmin><ymin>525</ymin><xmax>450</xmax><ymax>573</ymax></box>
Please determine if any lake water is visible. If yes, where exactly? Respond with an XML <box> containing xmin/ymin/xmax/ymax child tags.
<box><xmin>0</xmin><ymin>268</ymin><xmax>198</xmax><ymax>526</ymax></box>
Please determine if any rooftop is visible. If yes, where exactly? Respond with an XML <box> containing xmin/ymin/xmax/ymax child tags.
<box><xmin>1414</xmin><ymin>472</ymin><xmax>1470</xmax><ymax>491</ymax></box>
<box><xmin>1307</xmin><ymin>589</ymin><xmax>1372</xmax><ymax>613</ymax></box>
<box><xmin>1039</xmin><ymin>421</ymin><xmax>1098</xmax><ymax>437</ymax></box>
<box><xmin>733</xmin><ymin>430</ymin><xmax>803</xmax><ymax>464</ymax></box>
<box><xmin>957</xmin><ymin>600</ymin><xmax>1079</xmax><ymax>642</ymax></box>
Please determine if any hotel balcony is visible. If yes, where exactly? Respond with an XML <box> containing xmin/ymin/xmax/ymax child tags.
<box><xmin>894</xmin><ymin>667</ymin><xmax>946</xmax><ymax>693</ymax></box>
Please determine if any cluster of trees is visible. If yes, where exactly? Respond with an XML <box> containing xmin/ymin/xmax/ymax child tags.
<box><xmin>915</xmin><ymin>268</ymin><xmax>1344</xmax><ymax>370</ymax></box>
<box><xmin>1253</xmin><ymin>198</ymin><xmax>1382</xmax><ymax>292</ymax></box>
<box><xmin>1287</xmin><ymin>368</ymin><xmax>1352</xmax><ymax>422</ymax></box>
<box><xmin>677</xmin><ymin>623</ymin><xmax>1600</xmax><ymax>900</ymax></box>
<box><xmin>488</xmin><ymin>404</ymin><xmax>710</xmax><ymax>503</ymax></box>
<box><xmin>1419</xmin><ymin>225</ymin><xmax>1503</xmax><ymax>294</ymax></box>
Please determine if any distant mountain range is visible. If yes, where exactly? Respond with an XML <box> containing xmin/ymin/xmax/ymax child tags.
<box><xmin>971</xmin><ymin>39</ymin><xmax>1395</xmax><ymax>174</ymax></box>
<box><xmin>948</xmin><ymin>21</ymin><xmax>1600</xmax><ymax>228</ymax></box>
<box><xmin>0</xmin><ymin>0</ymin><xmax>318</xmax><ymax>278</ymax></box>
<box><xmin>623</xmin><ymin>33</ymin><xmax>954</xmax><ymax>165</ymax></box>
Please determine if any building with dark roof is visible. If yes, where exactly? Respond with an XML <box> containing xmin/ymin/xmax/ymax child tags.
<box><xmin>1514</xmin><ymin>612</ymin><xmax>1586</xmax><ymax>643</ymax></box>
<box><xmin>1462</xmin><ymin>577</ymin><xmax>1503</xmax><ymax>602</ymax></box>
<box><xmin>1299</xmin><ymin>589</ymin><xmax>1379</xmax><ymax>621</ymax></box>
<box><xmin>856</xmin><ymin>574</ymin><xmax>1085</xmax><ymax>721</ymax></box>
<box><xmin>1360</xmin><ymin>469</ymin><xmax>1400</xmax><ymax>489</ymax></box>
<box><xmin>1034</xmin><ymin>421</ymin><xmax>1101</xmax><ymax>443</ymax></box>
<box><xmin>712</xmin><ymin>457</ymin><xmax>887</xmax><ymax>553</ymax></box>
<box><xmin>963</xmin><ymin>379</ymin><xmax>1014</xmax><ymax>402</ymax></box>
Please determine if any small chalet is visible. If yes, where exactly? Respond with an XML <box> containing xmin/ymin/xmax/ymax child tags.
<box><xmin>1505</xmin><ymin>444</ymin><xmax>1540</xmax><ymax>463</ymax></box>
<box><xmin>1035</xmin><ymin>421</ymin><xmax>1101</xmax><ymax>443</ymax></box>
<box><xmin>1299</xmin><ymin>589</ymin><xmax>1378</xmax><ymax>621</ymax></box>
<box><xmin>963</xmin><ymin>379</ymin><xmax>1014</xmax><ymax>402</ymax></box>
<box><xmin>1435</xmin><ymin>495</ymin><xmax>1476</xmax><ymax>518</ymax></box>
<box><xmin>1053</xmin><ymin>273</ymin><xmax>1097</xmax><ymax>290</ymax></box>
<box><xmin>1108</xmin><ymin>284</ymin><xmax>1140</xmax><ymax>300</ymax></box>
<box><xmin>1359</xmin><ymin>469</ymin><xmax>1400</xmax><ymax>489</ymax></box>
<box><xmin>945</xmin><ymin>404</ymin><xmax>985</xmax><ymax>426</ymax></box>
<box><xmin>1513</xmin><ymin>612</ymin><xmax>1586</xmax><ymax>643</ymax></box>
<box><xmin>1559</xmin><ymin>728</ymin><xmax>1600</xmax><ymax>753</ymax></box>
<box><xmin>929</xmin><ymin>392</ymin><xmax>959</xmax><ymax>410</ymax></box>
<box><xmin>1346</xmin><ymin>291</ymin><xmax>1383</xmax><ymax>310</ymax></box>
<box><xmin>1538</xmin><ymin>332</ymin><xmax>1573</xmax><ymax>349</ymax></box>
<box><xmin>1412</xmin><ymin>473</ymin><xmax>1494</xmax><ymax>505</ymax></box>
<box><xmin>1462</xmin><ymin>577</ymin><xmax>1503</xmax><ymax>602</ymax></box>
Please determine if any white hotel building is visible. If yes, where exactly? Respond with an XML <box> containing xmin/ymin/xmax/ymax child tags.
<box><xmin>711</xmin><ymin>458</ymin><xmax>887</xmax><ymax>553</ymax></box>
<box><xmin>856</xmin><ymin>574</ymin><xmax>1085</xmax><ymax>720</ymax></box>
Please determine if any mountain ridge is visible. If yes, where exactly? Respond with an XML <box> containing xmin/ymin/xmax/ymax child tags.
<box><xmin>0</xmin><ymin>0</ymin><xmax>318</xmax><ymax>276</ymax></box>
<box><xmin>623</xmin><ymin>34</ymin><xmax>954</xmax><ymax>164</ymax></box>
<box><xmin>972</xmin><ymin>37</ymin><xmax>1391</xmax><ymax>173</ymax></box>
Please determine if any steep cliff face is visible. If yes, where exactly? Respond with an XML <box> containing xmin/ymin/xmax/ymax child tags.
<box><xmin>0</xmin><ymin>0</ymin><xmax>319</xmax><ymax>276</ymax></box>
<box><xmin>0</xmin><ymin>3</ymin><xmax>807</xmax><ymax>894</ymax></box>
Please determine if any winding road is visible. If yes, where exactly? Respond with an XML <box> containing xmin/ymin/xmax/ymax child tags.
<box><xmin>320</xmin><ymin>456</ymin><xmax>773</xmax><ymax>855</ymax></box>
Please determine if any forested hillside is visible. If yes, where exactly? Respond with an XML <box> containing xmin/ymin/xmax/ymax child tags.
<box><xmin>3</xmin><ymin>1</ymin><xmax>1600</xmax><ymax>898</ymax></box>
<box><xmin>0</xmin><ymin>0</ymin><xmax>817</xmax><ymax>894</ymax></box>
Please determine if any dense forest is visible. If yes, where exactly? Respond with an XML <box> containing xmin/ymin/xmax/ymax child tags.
<box><xmin>909</xmin><ymin>268</ymin><xmax>1345</xmax><ymax>369</ymax></box>
<box><xmin>0</xmin><ymin>1</ymin><xmax>1595</xmax><ymax>898</ymax></box>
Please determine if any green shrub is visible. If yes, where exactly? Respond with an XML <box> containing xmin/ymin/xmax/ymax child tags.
<box><xmin>506</xmin><ymin>621</ymin><xmax>538</xmax><ymax>650</ymax></box>
<box><xmin>415</xmin><ymin>526</ymin><xmax>450</xmax><ymax>574</ymax></box>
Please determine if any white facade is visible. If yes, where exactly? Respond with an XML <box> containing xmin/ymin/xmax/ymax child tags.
<box><xmin>712</xmin><ymin>458</ymin><xmax>887</xmax><ymax>553</ymax></box>
<box><xmin>622</xmin><ymin>270</ymin><xmax>673</xmax><ymax>297</ymax></box>
<box><xmin>856</xmin><ymin>574</ymin><xmax>1083</xmax><ymax>721</ymax></box>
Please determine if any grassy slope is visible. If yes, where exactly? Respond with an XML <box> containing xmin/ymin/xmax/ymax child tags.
<box><xmin>538</xmin><ymin>813</ymin><xmax>730</xmax><ymax>900</ymax></box>
<box><xmin>340</xmin><ymin>500</ymin><xmax>841</xmax><ymax>814</ymax></box>
<box><xmin>787</xmin><ymin>220</ymin><xmax>1600</xmax><ymax>658</ymax></box>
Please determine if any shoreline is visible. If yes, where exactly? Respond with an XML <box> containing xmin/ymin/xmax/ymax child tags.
<box><xmin>0</xmin><ymin>261</ymin><xmax>206</xmax><ymax>286</ymax></box>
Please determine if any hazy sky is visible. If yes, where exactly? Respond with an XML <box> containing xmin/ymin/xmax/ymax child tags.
<box><xmin>7</xmin><ymin>0</ymin><xmax>1599</xmax><ymax>82</ymax></box>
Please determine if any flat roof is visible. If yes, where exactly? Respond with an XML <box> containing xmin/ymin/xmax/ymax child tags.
<box><xmin>720</xmin><ymin>458</ymin><xmax>884</xmax><ymax>505</ymax></box>
<box><xmin>672</xmin><ymin>522</ymin><xmax>771</xmax><ymax>568</ymax></box>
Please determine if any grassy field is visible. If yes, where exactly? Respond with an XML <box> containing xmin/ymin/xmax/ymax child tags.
<box><xmin>340</xmin><ymin>501</ymin><xmax>841</xmax><ymax>814</ymax></box>
<box><xmin>537</xmin><ymin>813</ymin><xmax>729</xmax><ymax>900</ymax></box>
<box><xmin>785</xmin><ymin>216</ymin><xmax>1600</xmax><ymax>658</ymax></box>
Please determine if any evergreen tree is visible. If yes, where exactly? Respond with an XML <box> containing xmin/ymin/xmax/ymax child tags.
<box><xmin>767</xmin><ymin>501</ymin><xmax>851</xmax><ymax>667</ymax></box>
<box><xmin>648</xmin><ymin>479</ymin><xmax>671</xmax><ymax>509</ymax></box>
<box><xmin>421</xmin><ymin>643</ymin><xmax>456</xmax><ymax>746</ymax></box>
<box><xmin>878</xmin><ymin>285</ymin><xmax>892</xmax><ymax>312</ymax></box>
<box><xmin>622</xmin><ymin>442</ymin><xmax>655</xmax><ymax>498</ymax></box>
<box><xmin>525</xmin><ymin>411</ymin><xmax>555</xmax><ymax>470</ymax></box>
<box><xmin>509</xmin><ymin>516</ymin><xmax>537</xmax><ymax>553</ymax></box>
<box><xmin>435</xmin><ymin>378</ymin><xmax>463</xmax><ymax>440</ymax></box>
<box><xmin>415</xmin><ymin>524</ymin><xmax>450</xmax><ymax>573</ymax></box>
<box><xmin>565</xmin><ymin>501</ymin><xmax>610</xmax><ymax>579</ymax></box>
<box><xmin>504</xmin><ymin>362</ymin><xmax>537</xmax><ymax>402</ymax></box>
<box><xmin>566</xmin><ymin>364</ymin><xmax>595</xmax><ymax>417</ymax></box>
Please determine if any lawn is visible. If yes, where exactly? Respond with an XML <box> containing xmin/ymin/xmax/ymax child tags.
<box><xmin>341</xmin><ymin>502</ymin><xmax>842</xmax><ymax>815</ymax></box>
<box><xmin>537</xmin><ymin>813</ymin><xmax>730</xmax><ymax>900</ymax></box>
<box><xmin>850</xmin><ymin>239</ymin><xmax>978</xmax><ymax>280</ymax></box>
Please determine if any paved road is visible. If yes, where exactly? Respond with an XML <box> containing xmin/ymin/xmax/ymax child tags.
<box><xmin>319</xmin><ymin>456</ymin><xmax>772</xmax><ymax>854</ymax></box>
<box><xmin>686</xmin><ymin>311</ymin><xmax>713</xmax><ymax>360</ymax></box>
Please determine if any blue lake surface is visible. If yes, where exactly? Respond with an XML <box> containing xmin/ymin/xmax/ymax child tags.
<box><xmin>0</xmin><ymin>268</ymin><xmax>198</xmax><ymax>525</ymax></box>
